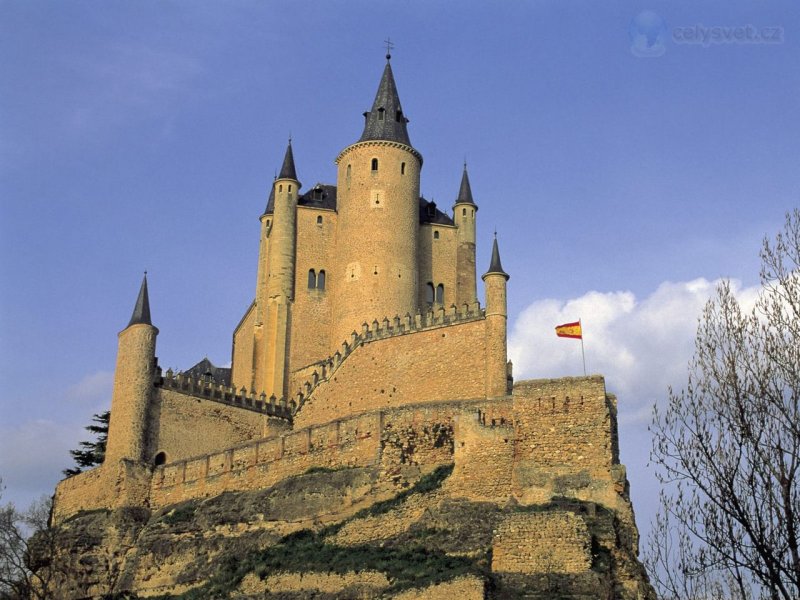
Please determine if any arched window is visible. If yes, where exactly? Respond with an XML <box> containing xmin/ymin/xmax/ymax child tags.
<box><xmin>154</xmin><ymin>452</ymin><xmax>167</xmax><ymax>466</ymax></box>
<box><xmin>347</xmin><ymin>164</ymin><xmax>351</xmax><ymax>177</ymax></box>
<box><xmin>317</xmin><ymin>270</ymin><xmax>326</xmax><ymax>290</ymax></box>
<box><xmin>279</xmin><ymin>184</ymin><xmax>283</xmax><ymax>192</ymax></box>
<box><xmin>426</xmin><ymin>282</ymin><xmax>435</xmax><ymax>305</ymax></box>
<box><xmin>462</xmin><ymin>208</ymin><xmax>467</xmax><ymax>216</ymax></box>
<box><xmin>401</xmin><ymin>162</ymin><xmax>406</xmax><ymax>175</ymax></box>
<box><xmin>316</xmin><ymin>215</ymin><xmax>323</xmax><ymax>225</ymax></box>
<box><xmin>433</xmin><ymin>230</ymin><xmax>440</xmax><ymax>240</ymax></box>
<box><xmin>436</xmin><ymin>284</ymin><xmax>444</xmax><ymax>304</ymax></box>
<box><xmin>308</xmin><ymin>269</ymin><xmax>317</xmax><ymax>289</ymax></box>
<box><xmin>371</xmin><ymin>158</ymin><xmax>379</xmax><ymax>171</ymax></box>
<box><xmin>288</xmin><ymin>184</ymin><xmax>292</xmax><ymax>193</ymax></box>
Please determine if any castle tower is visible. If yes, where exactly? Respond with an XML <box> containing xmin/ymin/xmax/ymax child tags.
<box><xmin>262</xmin><ymin>142</ymin><xmax>300</xmax><ymax>399</ymax></box>
<box><xmin>482</xmin><ymin>237</ymin><xmax>510</xmax><ymax>398</ymax></box>
<box><xmin>453</xmin><ymin>164</ymin><xmax>478</xmax><ymax>305</ymax></box>
<box><xmin>331</xmin><ymin>55</ymin><xmax>422</xmax><ymax>346</ymax></box>
<box><xmin>247</xmin><ymin>184</ymin><xmax>275</xmax><ymax>392</ymax></box>
<box><xmin>105</xmin><ymin>274</ymin><xmax>159</xmax><ymax>464</ymax></box>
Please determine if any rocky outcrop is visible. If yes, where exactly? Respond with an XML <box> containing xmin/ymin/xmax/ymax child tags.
<box><xmin>45</xmin><ymin>464</ymin><xmax>655</xmax><ymax>599</ymax></box>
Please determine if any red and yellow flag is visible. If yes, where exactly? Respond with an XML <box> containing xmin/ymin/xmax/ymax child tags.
<box><xmin>555</xmin><ymin>321</ymin><xmax>582</xmax><ymax>339</ymax></box>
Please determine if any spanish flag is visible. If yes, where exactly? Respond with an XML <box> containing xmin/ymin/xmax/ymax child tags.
<box><xmin>555</xmin><ymin>321</ymin><xmax>582</xmax><ymax>339</ymax></box>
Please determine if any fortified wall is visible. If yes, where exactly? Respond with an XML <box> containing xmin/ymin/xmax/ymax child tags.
<box><xmin>53</xmin><ymin>373</ymin><xmax>625</xmax><ymax>525</ymax></box>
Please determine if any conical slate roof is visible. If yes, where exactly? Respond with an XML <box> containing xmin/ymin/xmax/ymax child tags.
<box><xmin>455</xmin><ymin>165</ymin><xmax>476</xmax><ymax>206</ymax></box>
<box><xmin>483</xmin><ymin>237</ymin><xmax>509</xmax><ymax>281</ymax></box>
<box><xmin>278</xmin><ymin>141</ymin><xmax>298</xmax><ymax>181</ymax></box>
<box><xmin>127</xmin><ymin>274</ymin><xmax>152</xmax><ymax>327</ymax></box>
<box><xmin>359</xmin><ymin>59</ymin><xmax>411</xmax><ymax>146</ymax></box>
<box><xmin>264</xmin><ymin>183</ymin><xmax>275</xmax><ymax>215</ymax></box>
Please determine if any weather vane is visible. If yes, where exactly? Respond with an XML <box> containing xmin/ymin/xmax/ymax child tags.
<box><xmin>384</xmin><ymin>37</ymin><xmax>394</xmax><ymax>59</ymax></box>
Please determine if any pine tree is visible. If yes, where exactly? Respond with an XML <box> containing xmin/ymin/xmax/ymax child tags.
<box><xmin>62</xmin><ymin>411</ymin><xmax>109</xmax><ymax>477</ymax></box>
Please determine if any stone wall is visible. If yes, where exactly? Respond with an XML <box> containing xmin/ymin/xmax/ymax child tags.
<box><xmin>231</xmin><ymin>301</ymin><xmax>256</xmax><ymax>390</ymax></box>
<box><xmin>149</xmin><ymin>388</ymin><xmax>266</xmax><ymax>465</ymax></box>
<box><xmin>289</xmin><ymin>206</ymin><xmax>337</xmax><ymax>371</ymax></box>
<box><xmin>294</xmin><ymin>318</ymin><xmax>488</xmax><ymax>429</ymax></box>
<box><xmin>511</xmin><ymin>376</ymin><xmax>618</xmax><ymax>506</ymax></box>
<box><xmin>418</xmin><ymin>222</ymin><xmax>458</xmax><ymax>309</ymax></box>
<box><xmin>150</xmin><ymin>411</ymin><xmax>382</xmax><ymax>509</ymax></box>
<box><xmin>491</xmin><ymin>512</ymin><xmax>592</xmax><ymax>574</ymax></box>
<box><xmin>52</xmin><ymin>461</ymin><xmax>152</xmax><ymax>524</ymax></box>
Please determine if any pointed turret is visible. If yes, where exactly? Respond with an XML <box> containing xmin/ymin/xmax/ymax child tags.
<box><xmin>456</xmin><ymin>164</ymin><xmax>476</xmax><ymax>206</ymax></box>
<box><xmin>264</xmin><ymin>182</ymin><xmax>276</xmax><ymax>215</ymax></box>
<box><xmin>359</xmin><ymin>57</ymin><xmax>411</xmax><ymax>146</ymax></box>
<box><xmin>278</xmin><ymin>140</ymin><xmax>298</xmax><ymax>182</ymax></box>
<box><xmin>128</xmin><ymin>274</ymin><xmax>152</xmax><ymax>327</ymax></box>
<box><xmin>483</xmin><ymin>236</ymin><xmax>509</xmax><ymax>281</ymax></box>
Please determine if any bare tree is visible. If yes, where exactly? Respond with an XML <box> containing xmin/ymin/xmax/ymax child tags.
<box><xmin>0</xmin><ymin>479</ymin><xmax>62</xmax><ymax>600</ymax></box>
<box><xmin>646</xmin><ymin>210</ymin><xmax>800</xmax><ymax>600</ymax></box>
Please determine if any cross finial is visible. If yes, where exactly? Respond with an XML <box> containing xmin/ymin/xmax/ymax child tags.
<box><xmin>288</xmin><ymin>133</ymin><xmax>292</xmax><ymax>145</ymax></box>
<box><xmin>493</xmin><ymin>229</ymin><xmax>497</xmax><ymax>239</ymax></box>
<box><xmin>144</xmin><ymin>270</ymin><xmax>148</xmax><ymax>276</ymax></box>
<box><xmin>384</xmin><ymin>37</ymin><xmax>394</xmax><ymax>60</ymax></box>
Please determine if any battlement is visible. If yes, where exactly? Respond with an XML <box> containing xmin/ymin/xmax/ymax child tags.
<box><xmin>156</xmin><ymin>370</ymin><xmax>293</xmax><ymax>420</ymax></box>
<box><xmin>290</xmin><ymin>300</ymin><xmax>484</xmax><ymax>413</ymax></box>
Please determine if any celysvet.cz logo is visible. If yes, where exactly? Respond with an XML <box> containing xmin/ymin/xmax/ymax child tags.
<box><xmin>629</xmin><ymin>11</ymin><xmax>784</xmax><ymax>57</ymax></box>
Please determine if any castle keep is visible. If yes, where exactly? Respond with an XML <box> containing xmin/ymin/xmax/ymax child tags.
<box><xmin>51</xmin><ymin>56</ymin><xmax>655</xmax><ymax>599</ymax></box>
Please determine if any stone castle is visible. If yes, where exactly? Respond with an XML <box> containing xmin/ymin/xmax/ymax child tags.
<box><xmin>50</xmin><ymin>56</ymin><xmax>655</xmax><ymax>599</ymax></box>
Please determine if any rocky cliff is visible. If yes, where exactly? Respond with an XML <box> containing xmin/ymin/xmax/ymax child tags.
<box><xmin>45</xmin><ymin>463</ymin><xmax>654</xmax><ymax>599</ymax></box>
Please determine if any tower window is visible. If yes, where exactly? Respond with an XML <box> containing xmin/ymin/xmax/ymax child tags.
<box><xmin>371</xmin><ymin>158</ymin><xmax>379</xmax><ymax>171</ymax></box>
<box><xmin>308</xmin><ymin>269</ymin><xmax>317</xmax><ymax>289</ymax></box>
<box><xmin>316</xmin><ymin>215</ymin><xmax>323</xmax><ymax>225</ymax></box>
<box><xmin>396</xmin><ymin>110</ymin><xmax>403</xmax><ymax>122</ymax></box>
<box><xmin>378</xmin><ymin>108</ymin><xmax>385</xmax><ymax>121</ymax></box>
<box><xmin>433</xmin><ymin>230</ymin><xmax>440</xmax><ymax>239</ymax></box>
<box><xmin>462</xmin><ymin>208</ymin><xmax>467</xmax><ymax>216</ymax></box>
<box><xmin>317</xmin><ymin>270</ymin><xmax>326</xmax><ymax>290</ymax></box>
<box><xmin>426</xmin><ymin>282</ymin><xmax>435</xmax><ymax>305</ymax></box>
<box><xmin>436</xmin><ymin>284</ymin><xmax>444</xmax><ymax>304</ymax></box>
<box><xmin>279</xmin><ymin>184</ymin><xmax>283</xmax><ymax>192</ymax></box>
<box><xmin>154</xmin><ymin>452</ymin><xmax>167</xmax><ymax>466</ymax></box>
<box><xmin>313</xmin><ymin>186</ymin><xmax>323</xmax><ymax>200</ymax></box>
<box><xmin>288</xmin><ymin>184</ymin><xmax>292</xmax><ymax>193</ymax></box>
<box><xmin>401</xmin><ymin>162</ymin><xmax>406</xmax><ymax>175</ymax></box>
<box><xmin>266</xmin><ymin>219</ymin><xmax>271</xmax><ymax>227</ymax></box>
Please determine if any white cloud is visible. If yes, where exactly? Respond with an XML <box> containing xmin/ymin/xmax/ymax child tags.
<box><xmin>508</xmin><ymin>277</ymin><xmax>762</xmax><ymax>424</ymax></box>
<box><xmin>0</xmin><ymin>420</ymin><xmax>84</xmax><ymax>509</ymax></box>
<box><xmin>65</xmin><ymin>370</ymin><xmax>114</xmax><ymax>408</ymax></box>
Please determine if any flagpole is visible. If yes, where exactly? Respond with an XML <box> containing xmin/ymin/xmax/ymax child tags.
<box><xmin>580</xmin><ymin>318</ymin><xmax>586</xmax><ymax>376</ymax></box>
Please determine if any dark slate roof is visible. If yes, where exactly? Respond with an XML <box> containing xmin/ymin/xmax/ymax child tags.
<box><xmin>298</xmin><ymin>183</ymin><xmax>337</xmax><ymax>211</ymax></box>
<box><xmin>127</xmin><ymin>274</ymin><xmax>152</xmax><ymax>327</ymax></box>
<box><xmin>183</xmin><ymin>357</ymin><xmax>231</xmax><ymax>386</ymax></box>
<box><xmin>278</xmin><ymin>141</ymin><xmax>298</xmax><ymax>181</ymax></box>
<box><xmin>359</xmin><ymin>59</ymin><xmax>412</xmax><ymax>146</ymax></box>
<box><xmin>263</xmin><ymin>184</ymin><xmax>275</xmax><ymax>215</ymax></box>
<box><xmin>484</xmin><ymin>237</ymin><xmax>509</xmax><ymax>280</ymax></box>
<box><xmin>419</xmin><ymin>196</ymin><xmax>454</xmax><ymax>226</ymax></box>
<box><xmin>455</xmin><ymin>165</ymin><xmax>476</xmax><ymax>206</ymax></box>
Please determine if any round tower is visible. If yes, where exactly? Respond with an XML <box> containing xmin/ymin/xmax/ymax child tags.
<box><xmin>331</xmin><ymin>56</ymin><xmax>422</xmax><ymax>346</ymax></box>
<box><xmin>453</xmin><ymin>163</ymin><xmax>478</xmax><ymax>306</ymax></box>
<box><xmin>262</xmin><ymin>141</ymin><xmax>300</xmax><ymax>399</ymax></box>
<box><xmin>482</xmin><ymin>237</ymin><xmax>510</xmax><ymax>398</ymax></box>
<box><xmin>105</xmin><ymin>275</ymin><xmax>159</xmax><ymax>464</ymax></box>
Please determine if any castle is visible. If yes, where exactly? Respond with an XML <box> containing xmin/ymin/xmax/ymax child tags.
<box><xmin>50</xmin><ymin>55</ymin><xmax>654</xmax><ymax>599</ymax></box>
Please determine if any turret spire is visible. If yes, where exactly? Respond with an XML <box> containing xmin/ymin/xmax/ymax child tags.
<box><xmin>455</xmin><ymin>163</ymin><xmax>476</xmax><ymax>206</ymax></box>
<box><xmin>483</xmin><ymin>235</ymin><xmax>509</xmax><ymax>281</ymax></box>
<box><xmin>359</xmin><ymin>59</ymin><xmax>411</xmax><ymax>146</ymax></box>
<box><xmin>128</xmin><ymin>273</ymin><xmax>152</xmax><ymax>327</ymax></box>
<box><xmin>278</xmin><ymin>139</ymin><xmax>298</xmax><ymax>181</ymax></box>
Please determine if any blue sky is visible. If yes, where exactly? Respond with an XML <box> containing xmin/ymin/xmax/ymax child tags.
<box><xmin>1</xmin><ymin>1</ymin><xmax>798</xmax><ymax>552</ymax></box>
